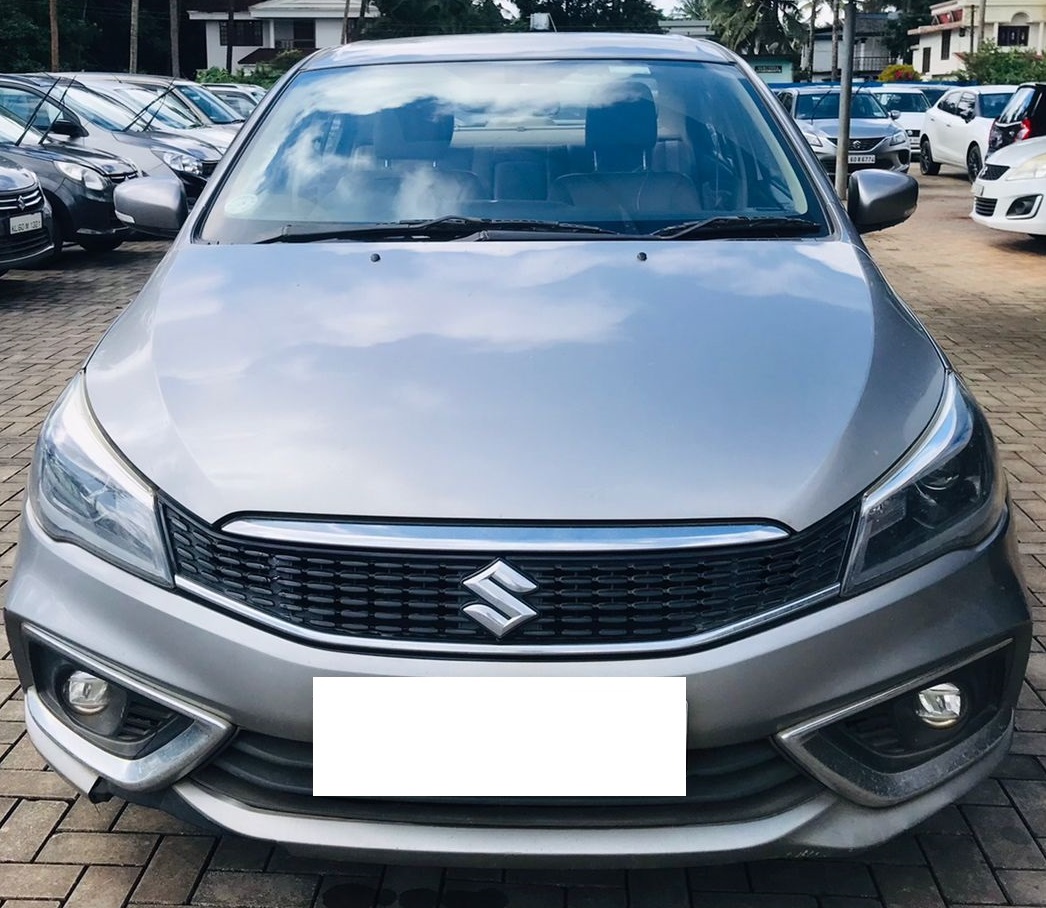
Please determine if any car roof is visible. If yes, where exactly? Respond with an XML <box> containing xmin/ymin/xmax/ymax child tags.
<box><xmin>304</xmin><ymin>33</ymin><xmax>735</xmax><ymax>70</ymax></box>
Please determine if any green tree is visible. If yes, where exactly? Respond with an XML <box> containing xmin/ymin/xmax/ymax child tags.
<box><xmin>362</xmin><ymin>0</ymin><xmax>508</xmax><ymax>38</ymax></box>
<box><xmin>955</xmin><ymin>40</ymin><xmax>1046</xmax><ymax>82</ymax></box>
<box><xmin>512</xmin><ymin>0</ymin><xmax>663</xmax><ymax>33</ymax></box>
<box><xmin>670</xmin><ymin>0</ymin><xmax>705</xmax><ymax>18</ymax></box>
<box><xmin>882</xmin><ymin>0</ymin><xmax>933</xmax><ymax>62</ymax></box>
<box><xmin>705</xmin><ymin>0</ymin><xmax>802</xmax><ymax>55</ymax></box>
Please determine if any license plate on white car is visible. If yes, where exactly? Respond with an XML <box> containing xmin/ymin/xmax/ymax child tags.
<box><xmin>848</xmin><ymin>154</ymin><xmax>876</xmax><ymax>164</ymax></box>
<box><xmin>8</xmin><ymin>213</ymin><xmax>42</xmax><ymax>235</ymax></box>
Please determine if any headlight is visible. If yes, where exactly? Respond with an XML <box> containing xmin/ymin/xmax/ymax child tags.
<box><xmin>157</xmin><ymin>150</ymin><xmax>204</xmax><ymax>177</ymax></box>
<box><xmin>54</xmin><ymin>161</ymin><xmax>108</xmax><ymax>191</ymax></box>
<box><xmin>1005</xmin><ymin>152</ymin><xmax>1046</xmax><ymax>181</ymax></box>
<box><xmin>28</xmin><ymin>374</ymin><xmax>172</xmax><ymax>585</ymax></box>
<box><xmin>889</xmin><ymin>130</ymin><xmax>907</xmax><ymax>146</ymax></box>
<box><xmin>843</xmin><ymin>374</ymin><xmax>1004</xmax><ymax>593</ymax></box>
<box><xmin>803</xmin><ymin>130</ymin><xmax>824</xmax><ymax>148</ymax></box>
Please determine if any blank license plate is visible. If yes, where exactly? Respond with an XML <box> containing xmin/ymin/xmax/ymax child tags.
<box><xmin>8</xmin><ymin>213</ymin><xmax>42</xmax><ymax>235</ymax></box>
<box><xmin>848</xmin><ymin>154</ymin><xmax>876</xmax><ymax>164</ymax></box>
<box><xmin>313</xmin><ymin>676</ymin><xmax>687</xmax><ymax>798</ymax></box>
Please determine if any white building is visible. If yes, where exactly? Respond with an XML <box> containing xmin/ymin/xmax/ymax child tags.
<box><xmin>810</xmin><ymin>13</ymin><xmax>894</xmax><ymax>80</ymax></box>
<box><xmin>658</xmin><ymin>18</ymin><xmax>714</xmax><ymax>38</ymax></box>
<box><xmin>187</xmin><ymin>0</ymin><xmax>376</xmax><ymax>72</ymax></box>
<box><xmin>908</xmin><ymin>0</ymin><xmax>1046</xmax><ymax>78</ymax></box>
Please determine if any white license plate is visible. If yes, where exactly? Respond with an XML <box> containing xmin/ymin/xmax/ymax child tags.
<box><xmin>8</xmin><ymin>212</ymin><xmax>42</xmax><ymax>235</ymax></box>
<box><xmin>848</xmin><ymin>154</ymin><xmax>876</xmax><ymax>164</ymax></box>
<box><xmin>313</xmin><ymin>676</ymin><xmax>686</xmax><ymax>798</ymax></box>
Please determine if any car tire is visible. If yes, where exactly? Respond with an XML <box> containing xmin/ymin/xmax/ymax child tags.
<box><xmin>78</xmin><ymin>237</ymin><xmax>123</xmax><ymax>254</ymax></box>
<box><xmin>966</xmin><ymin>144</ymin><xmax>983</xmax><ymax>183</ymax></box>
<box><xmin>920</xmin><ymin>138</ymin><xmax>941</xmax><ymax>175</ymax></box>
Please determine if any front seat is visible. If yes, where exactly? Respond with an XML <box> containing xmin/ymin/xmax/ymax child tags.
<box><xmin>552</xmin><ymin>82</ymin><xmax>702</xmax><ymax>220</ymax></box>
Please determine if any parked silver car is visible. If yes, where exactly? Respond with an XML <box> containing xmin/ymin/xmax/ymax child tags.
<box><xmin>7</xmin><ymin>33</ymin><xmax>1031</xmax><ymax>867</ymax></box>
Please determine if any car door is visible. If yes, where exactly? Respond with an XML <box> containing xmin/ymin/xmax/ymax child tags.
<box><xmin>925</xmin><ymin>90</ymin><xmax>963</xmax><ymax>165</ymax></box>
<box><xmin>948</xmin><ymin>92</ymin><xmax>980</xmax><ymax>163</ymax></box>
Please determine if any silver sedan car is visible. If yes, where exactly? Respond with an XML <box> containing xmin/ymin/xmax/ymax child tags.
<box><xmin>6</xmin><ymin>33</ymin><xmax>1031</xmax><ymax>867</ymax></box>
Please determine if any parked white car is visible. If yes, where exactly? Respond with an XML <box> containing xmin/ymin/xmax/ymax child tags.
<box><xmin>920</xmin><ymin>85</ymin><xmax>1017</xmax><ymax>181</ymax></box>
<box><xmin>971</xmin><ymin>133</ymin><xmax>1046</xmax><ymax>240</ymax></box>
<box><xmin>867</xmin><ymin>86</ymin><xmax>929</xmax><ymax>158</ymax></box>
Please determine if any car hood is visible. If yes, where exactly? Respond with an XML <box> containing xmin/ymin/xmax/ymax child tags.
<box><xmin>0</xmin><ymin>163</ymin><xmax>37</xmax><ymax>193</ymax></box>
<box><xmin>85</xmin><ymin>240</ymin><xmax>945</xmax><ymax>530</ymax></box>
<box><xmin>5</xmin><ymin>141</ymin><xmax>137</xmax><ymax>175</ymax></box>
<box><xmin>112</xmin><ymin>129</ymin><xmax>221</xmax><ymax>161</ymax></box>
<box><xmin>804</xmin><ymin>118</ymin><xmax>899</xmax><ymax>140</ymax></box>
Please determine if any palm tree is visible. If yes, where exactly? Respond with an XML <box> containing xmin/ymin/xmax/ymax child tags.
<box><xmin>705</xmin><ymin>0</ymin><xmax>802</xmax><ymax>56</ymax></box>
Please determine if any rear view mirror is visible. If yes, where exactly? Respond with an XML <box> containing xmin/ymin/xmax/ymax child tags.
<box><xmin>848</xmin><ymin>170</ymin><xmax>918</xmax><ymax>233</ymax></box>
<box><xmin>48</xmin><ymin>119</ymin><xmax>88</xmax><ymax>139</ymax></box>
<box><xmin>114</xmin><ymin>177</ymin><xmax>187</xmax><ymax>239</ymax></box>
<box><xmin>890</xmin><ymin>109</ymin><xmax>901</xmax><ymax>119</ymax></box>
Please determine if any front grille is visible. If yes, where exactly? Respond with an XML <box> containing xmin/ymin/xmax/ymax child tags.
<box><xmin>849</xmin><ymin>137</ymin><xmax>882</xmax><ymax>152</ymax></box>
<box><xmin>906</xmin><ymin>129</ymin><xmax>920</xmax><ymax>137</ymax></box>
<box><xmin>0</xmin><ymin>228</ymin><xmax>49</xmax><ymax>258</ymax></box>
<box><xmin>164</xmin><ymin>502</ymin><xmax>855</xmax><ymax>650</ymax></box>
<box><xmin>0</xmin><ymin>186</ymin><xmax>44</xmax><ymax>214</ymax></box>
<box><xmin>980</xmin><ymin>164</ymin><xmax>1009</xmax><ymax>181</ymax></box>
<box><xmin>108</xmin><ymin>172</ymin><xmax>139</xmax><ymax>185</ymax></box>
<box><xmin>193</xmin><ymin>731</ymin><xmax>821</xmax><ymax>827</ymax></box>
<box><xmin>974</xmin><ymin>197</ymin><xmax>998</xmax><ymax>217</ymax></box>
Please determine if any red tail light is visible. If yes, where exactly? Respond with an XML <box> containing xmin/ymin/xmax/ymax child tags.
<box><xmin>1017</xmin><ymin>117</ymin><xmax>1033</xmax><ymax>141</ymax></box>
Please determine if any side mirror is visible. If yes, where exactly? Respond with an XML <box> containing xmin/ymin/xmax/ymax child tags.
<box><xmin>114</xmin><ymin>177</ymin><xmax>187</xmax><ymax>239</ymax></box>
<box><xmin>848</xmin><ymin>169</ymin><xmax>918</xmax><ymax>234</ymax></box>
<box><xmin>48</xmin><ymin>119</ymin><xmax>88</xmax><ymax>139</ymax></box>
<box><xmin>889</xmin><ymin>109</ymin><xmax>901</xmax><ymax>120</ymax></box>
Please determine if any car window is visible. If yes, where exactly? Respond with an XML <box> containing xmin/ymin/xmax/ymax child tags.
<box><xmin>0</xmin><ymin>107</ymin><xmax>45</xmax><ymax>143</ymax></box>
<box><xmin>873</xmin><ymin>91</ymin><xmax>928</xmax><ymax>113</ymax></box>
<box><xmin>995</xmin><ymin>86</ymin><xmax>1032</xmax><ymax>123</ymax></box>
<box><xmin>213</xmin><ymin>90</ymin><xmax>255</xmax><ymax>117</ymax></box>
<box><xmin>59</xmin><ymin>85</ymin><xmax>141</xmax><ymax>131</ymax></box>
<box><xmin>0</xmin><ymin>86</ymin><xmax>62</xmax><ymax>130</ymax></box>
<box><xmin>938</xmin><ymin>91</ymin><xmax>960</xmax><ymax>115</ymax></box>
<box><xmin>957</xmin><ymin>92</ymin><xmax>975</xmax><ymax>118</ymax></box>
<box><xmin>979</xmin><ymin>91</ymin><xmax>1014</xmax><ymax>119</ymax></box>
<box><xmin>199</xmin><ymin>59</ymin><xmax>827</xmax><ymax>244</ymax></box>
<box><xmin>178</xmin><ymin>84</ymin><xmax>242</xmax><ymax>124</ymax></box>
<box><xmin>113</xmin><ymin>86</ymin><xmax>201</xmax><ymax>129</ymax></box>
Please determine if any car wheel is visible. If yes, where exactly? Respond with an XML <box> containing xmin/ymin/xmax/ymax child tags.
<box><xmin>920</xmin><ymin>138</ymin><xmax>941</xmax><ymax>175</ymax></box>
<box><xmin>966</xmin><ymin>144</ymin><xmax>983</xmax><ymax>183</ymax></box>
<box><xmin>78</xmin><ymin>237</ymin><xmax>123</xmax><ymax>254</ymax></box>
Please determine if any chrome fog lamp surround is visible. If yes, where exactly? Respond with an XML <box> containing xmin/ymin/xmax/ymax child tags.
<box><xmin>916</xmin><ymin>683</ymin><xmax>963</xmax><ymax>728</ymax></box>
<box><xmin>64</xmin><ymin>671</ymin><xmax>111</xmax><ymax>717</ymax></box>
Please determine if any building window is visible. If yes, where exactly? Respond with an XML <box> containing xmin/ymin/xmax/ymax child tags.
<box><xmin>922</xmin><ymin>46</ymin><xmax>931</xmax><ymax>72</ymax></box>
<box><xmin>219</xmin><ymin>20</ymin><xmax>263</xmax><ymax>46</ymax></box>
<box><xmin>940</xmin><ymin>29</ymin><xmax>951</xmax><ymax>59</ymax></box>
<box><xmin>998</xmin><ymin>24</ymin><xmax>1030</xmax><ymax>45</ymax></box>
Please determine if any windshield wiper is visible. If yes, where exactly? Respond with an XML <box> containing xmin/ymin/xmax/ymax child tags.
<box><xmin>651</xmin><ymin>216</ymin><xmax>824</xmax><ymax>240</ymax></box>
<box><xmin>256</xmin><ymin>216</ymin><xmax>624</xmax><ymax>244</ymax></box>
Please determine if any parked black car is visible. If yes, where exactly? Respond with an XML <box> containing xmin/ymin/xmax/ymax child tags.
<box><xmin>989</xmin><ymin>83</ymin><xmax>1046</xmax><ymax>154</ymax></box>
<box><xmin>0</xmin><ymin>163</ymin><xmax>56</xmax><ymax>276</ymax></box>
<box><xmin>0</xmin><ymin>109</ymin><xmax>138</xmax><ymax>254</ymax></box>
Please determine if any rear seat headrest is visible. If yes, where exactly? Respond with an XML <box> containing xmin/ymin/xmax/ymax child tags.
<box><xmin>586</xmin><ymin>82</ymin><xmax>657</xmax><ymax>153</ymax></box>
<box><xmin>374</xmin><ymin>98</ymin><xmax>455</xmax><ymax>161</ymax></box>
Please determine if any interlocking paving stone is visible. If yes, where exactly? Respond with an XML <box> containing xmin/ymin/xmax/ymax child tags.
<box><xmin>870</xmin><ymin>866</ymin><xmax>946</xmax><ymax>908</ymax></box>
<box><xmin>208</xmin><ymin>837</ymin><xmax>272</xmax><ymax>872</ymax></box>
<box><xmin>58</xmin><ymin>798</ymin><xmax>124</xmax><ymax>833</ymax></box>
<box><xmin>36</xmin><ymin>832</ymin><xmax>156</xmax><ymax>866</ymax></box>
<box><xmin>918</xmin><ymin>833</ymin><xmax>1006</xmax><ymax>903</ymax></box>
<box><xmin>563</xmin><ymin>888</ymin><xmax>625</xmax><ymax>908</ymax></box>
<box><xmin>998</xmin><ymin>869</ymin><xmax>1046</xmax><ymax>905</ymax></box>
<box><xmin>962</xmin><ymin>803</ymin><xmax>1046</xmax><ymax>869</ymax></box>
<box><xmin>191</xmin><ymin>870</ymin><xmax>319</xmax><ymax>907</ymax></box>
<box><xmin>442</xmin><ymin>881</ymin><xmax>564</xmax><ymax>908</ymax></box>
<box><xmin>316</xmin><ymin>874</ymin><xmax>382</xmax><ymax>908</ymax></box>
<box><xmin>627</xmin><ymin>870</ymin><xmax>689</xmax><ymax>908</ymax></box>
<box><xmin>131</xmin><ymin>836</ymin><xmax>214</xmax><ymax>905</ymax></box>
<box><xmin>748</xmin><ymin>861</ymin><xmax>876</xmax><ymax>897</ymax></box>
<box><xmin>0</xmin><ymin>862</ymin><xmax>82</xmax><ymax>899</ymax></box>
<box><xmin>65</xmin><ymin>865</ymin><xmax>142</xmax><ymax>908</ymax></box>
<box><xmin>0</xmin><ymin>800</ymin><xmax>66</xmax><ymax>863</ymax></box>
<box><xmin>686</xmin><ymin>864</ymin><xmax>749</xmax><ymax>892</ymax></box>
<box><xmin>114</xmin><ymin>806</ymin><xmax>202</xmax><ymax>836</ymax></box>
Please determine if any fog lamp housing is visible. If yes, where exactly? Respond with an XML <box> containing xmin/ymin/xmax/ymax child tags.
<box><xmin>1006</xmin><ymin>195</ymin><xmax>1041</xmax><ymax>218</ymax></box>
<box><xmin>64</xmin><ymin>672</ymin><xmax>112</xmax><ymax>716</ymax></box>
<box><xmin>915</xmin><ymin>683</ymin><xmax>964</xmax><ymax>728</ymax></box>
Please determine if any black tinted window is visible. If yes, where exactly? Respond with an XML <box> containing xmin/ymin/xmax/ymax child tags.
<box><xmin>997</xmin><ymin>86</ymin><xmax>1034</xmax><ymax>123</ymax></box>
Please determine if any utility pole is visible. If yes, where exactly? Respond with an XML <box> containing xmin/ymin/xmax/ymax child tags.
<box><xmin>834</xmin><ymin>0</ymin><xmax>856</xmax><ymax>200</ymax></box>
<box><xmin>49</xmin><ymin>0</ymin><xmax>59</xmax><ymax>68</ymax></box>
<box><xmin>130</xmin><ymin>0</ymin><xmax>140</xmax><ymax>72</ymax></box>
<box><xmin>226</xmin><ymin>0</ymin><xmax>234</xmax><ymax>73</ymax></box>
<box><xmin>171</xmin><ymin>0</ymin><xmax>181</xmax><ymax>76</ymax></box>
<box><xmin>977</xmin><ymin>0</ymin><xmax>987</xmax><ymax>48</ymax></box>
<box><xmin>830</xmin><ymin>0</ymin><xmax>840</xmax><ymax>79</ymax></box>
<box><xmin>341</xmin><ymin>0</ymin><xmax>351</xmax><ymax>42</ymax></box>
<box><xmin>808</xmin><ymin>0</ymin><xmax>818</xmax><ymax>79</ymax></box>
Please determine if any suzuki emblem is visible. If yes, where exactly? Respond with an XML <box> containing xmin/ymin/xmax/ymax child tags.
<box><xmin>461</xmin><ymin>560</ymin><xmax>539</xmax><ymax>638</ymax></box>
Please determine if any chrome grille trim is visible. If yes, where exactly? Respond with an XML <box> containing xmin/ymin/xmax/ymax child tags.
<box><xmin>0</xmin><ymin>187</ymin><xmax>44</xmax><ymax>213</ymax></box>
<box><xmin>220</xmin><ymin>519</ymin><xmax>789</xmax><ymax>552</ymax></box>
<box><xmin>174</xmin><ymin>574</ymin><xmax>841</xmax><ymax>656</ymax></box>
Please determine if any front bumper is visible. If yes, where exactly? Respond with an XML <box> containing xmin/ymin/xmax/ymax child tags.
<box><xmin>5</xmin><ymin>501</ymin><xmax>1031</xmax><ymax>866</ymax></box>
<box><xmin>816</xmin><ymin>145</ymin><xmax>911</xmax><ymax>174</ymax></box>
<box><xmin>971</xmin><ymin>181</ymin><xmax>1046</xmax><ymax>236</ymax></box>
<box><xmin>61</xmin><ymin>190</ymin><xmax>132</xmax><ymax>242</ymax></box>
<box><xmin>0</xmin><ymin>207</ymin><xmax>56</xmax><ymax>270</ymax></box>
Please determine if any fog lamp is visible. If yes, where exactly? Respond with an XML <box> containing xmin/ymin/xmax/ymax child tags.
<box><xmin>915</xmin><ymin>683</ymin><xmax>963</xmax><ymax>728</ymax></box>
<box><xmin>63</xmin><ymin>671</ymin><xmax>112</xmax><ymax>716</ymax></box>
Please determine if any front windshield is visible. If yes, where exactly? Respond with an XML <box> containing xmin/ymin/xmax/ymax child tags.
<box><xmin>178</xmin><ymin>83</ymin><xmax>242</xmax><ymax>124</ymax></box>
<box><xmin>61</xmin><ymin>85</ymin><xmax>140</xmax><ymax>131</ymax></box>
<box><xmin>113</xmin><ymin>86</ymin><xmax>201</xmax><ymax>129</ymax></box>
<box><xmin>980</xmin><ymin>92</ymin><xmax>1013</xmax><ymax>118</ymax></box>
<box><xmin>200</xmin><ymin>59</ymin><xmax>826</xmax><ymax>244</ymax></box>
<box><xmin>873</xmin><ymin>91</ymin><xmax>928</xmax><ymax>113</ymax></box>
<box><xmin>795</xmin><ymin>92</ymin><xmax>888</xmax><ymax>120</ymax></box>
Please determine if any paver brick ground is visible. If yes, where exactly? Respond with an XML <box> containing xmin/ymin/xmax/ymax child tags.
<box><xmin>0</xmin><ymin>172</ymin><xmax>1043</xmax><ymax>905</ymax></box>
